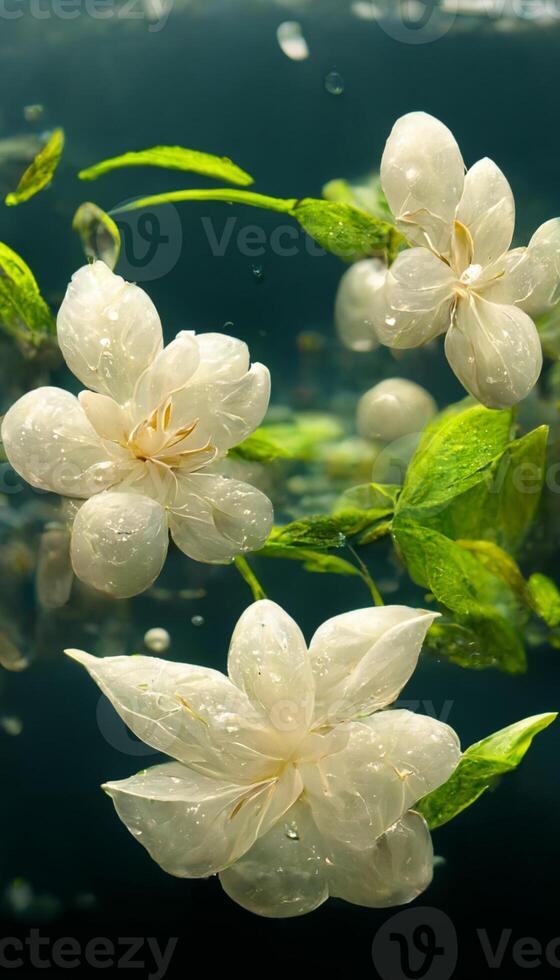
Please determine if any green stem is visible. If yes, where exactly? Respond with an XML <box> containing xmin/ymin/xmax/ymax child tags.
<box><xmin>234</xmin><ymin>556</ymin><xmax>267</xmax><ymax>602</ymax></box>
<box><xmin>113</xmin><ymin>188</ymin><xmax>298</xmax><ymax>216</ymax></box>
<box><xmin>348</xmin><ymin>546</ymin><xmax>384</xmax><ymax>606</ymax></box>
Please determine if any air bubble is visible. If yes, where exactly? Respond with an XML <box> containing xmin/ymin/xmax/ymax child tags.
<box><xmin>324</xmin><ymin>69</ymin><xmax>344</xmax><ymax>96</ymax></box>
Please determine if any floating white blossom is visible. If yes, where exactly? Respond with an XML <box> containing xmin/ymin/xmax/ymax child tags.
<box><xmin>366</xmin><ymin>112</ymin><xmax>560</xmax><ymax>408</ymax></box>
<box><xmin>66</xmin><ymin>600</ymin><xmax>460</xmax><ymax>917</ymax></box>
<box><xmin>357</xmin><ymin>377</ymin><xmax>436</xmax><ymax>443</ymax></box>
<box><xmin>335</xmin><ymin>258</ymin><xmax>385</xmax><ymax>351</ymax></box>
<box><xmin>1</xmin><ymin>262</ymin><xmax>273</xmax><ymax>597</ymax></box>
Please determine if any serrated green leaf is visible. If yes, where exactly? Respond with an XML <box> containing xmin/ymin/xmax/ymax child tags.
<box><xmin>79</xmin><ymin>146</ymin><xmax>253</xmax><ymax>186</ymax></box>
<box><xmin>229</xmin><ymin>428</ymin><xmax>291</xmax><ymax>463</ymax></box>
<box><xmin>418</xmin><ymin>713</ymin><xmax>557</xmax><ymax>829</ymax></box>
<box><xmin>332</xmin><ymin>483</ymin><xmax>400</xmax><ymax>538</ymax></box>
<box><xmin>397</xmin><ymin>404</ymin><xmax>513</xmax><ymax>515</ymax></box>
<box><xmin>72</xmin><ymin>201</ymin><xmax>121</xmax><ymax>270</ymax></box>
<box><xmin>527</xmin><ymin>573</ymin><xmax>560</xmax><ymax>627</ymax></box>
<box><xmin>392</xmin><ymin>518</ymin><xmax>526</xmax><ymax>673</ymax></box>
<box><xmin>267</xmin><ymin>517</ymin><xmax>346</xmax><ymax>551</ymax></box>
<box><xmin>0</xmin><ymin>242</ymin><xmax>55</xmax><ymax>350</ymax></box>
<box><xmin>407</xmin><ymin>424</ymin><xmax>548</xmax><ymax>554</ymax></box>
<box><xmin>5</xmin><ymin>128</ymin><xmax>64</xmax><ymax>206</ymax></box>
<box><xmin>455</xmin><ymin>539</ymin><xmax>529</xmax><ymax>603</ymax></box>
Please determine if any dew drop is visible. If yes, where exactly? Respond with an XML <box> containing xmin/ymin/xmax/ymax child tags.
<box><xmin>284</xmin><ymin>821</ymin><xmax>300</xmax><ymax>840</ymax></box>
<box><xmin>324</xmin><ymin>69</ymin><xmax>344</xmax><ymax>96</ymax></box>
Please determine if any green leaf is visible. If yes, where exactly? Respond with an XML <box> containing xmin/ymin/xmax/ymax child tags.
<box><xmin>392</xmin><ymin>518</ymin><xmax>526</xmax><ymax>673</ymax></box>
<box><xmin>267</xmin><ymin>517</ymin><xmax>346</xmax><ymax>551</ymax></box>
<box><xmin>527</xmin><ymin>573</ymin><xmax>560</xmax><ymax>627</ymax></box>
<box><xmin>253</xmin><ymin>415</ymin><xmax>344</xmax><ymax>461</ymax></box>
<box><xmin>229</xmin><ymin>428</ymin><xmax>291</xmax><ymax>463</ymax></box>
<box><xmin>332</xmin><ymin>483</ymin><xmax>400</xmax><ymax>540</ymax></box>
<box><xmin>536</xmin><ymin>303</ymin><xmax>560</xmax><ymax>359</ymax></box>
<box><xmin>292</xmin><ymin>198</ymin><xmax>404</xmax><ymax>262</ymax></box>
<box><xmin>322</xmin><ymin>173</ymin><xmax>391</xmax><ymax>219</ymax></box>
<box><xmin>72</xmin><ymin>202</ymin><xmax>121</xmax><ymax>270</ymax></box>
<box><xmin>5</xmin><ymin>128</ymin><xmax>65</xmax><ymax>206</ymax></box>
<box><xmin>113</xmin><ymin>188</ymin><xmax>296</xmax><ymax>216</ymax></box>
<box><xmin>113</xmin><ymin>190</ymin><xmax>404</xmax><ymax>262</ymax></box>
<box><xmin>0</xmin><ymin>242</ymin><xmax>55</xmax><ymax>349</ymax></box>
<box><xmin>455</xmin><ymin>539</ymin><xmax>529</xmax><ymax>604</ymax></box>
<box><xmin>79</xmin><ymin>146</ymin><xmax>253</xmax><ymax>186</ymax></box>
<box><xmin>397</xmin><ymin>404</ymin><xmax>513</xmax><ymax>515</ymax></box>
<box><xmin>418</xmin><ymin>713</ymin><xmax>557</xmax><ymax>830</ymax></box>
<box><xmin>256</xmin><ymin>541</ymin><xmax>361</xmax><ymax>578</ymax></box>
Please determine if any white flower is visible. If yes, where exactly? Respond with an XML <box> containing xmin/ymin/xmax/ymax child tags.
<box><xmin>335</xmin><ymin>258</ymin><xmax>386</xmax><ymax>351</ymax></box>
<box><xmin>370</xmin><ymin>112</ymin><xmax>560</xmax><ymax>408</ymax></box>
<box><xmin>1</xmin><ymin>262</ymin><xmax>273</xmax><ymax>597</ymax></box>
<box><xmin>357</xmin><ymin>377</ymin><xmax>436</xmax><ymax>443</ymax></box>
<box><xmin>66</xmin><ymin>600</ymin><xmax>460</xmax><ymax>918</ymax></box>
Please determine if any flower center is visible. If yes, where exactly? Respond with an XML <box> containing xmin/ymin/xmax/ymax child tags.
<box><xmin>127</xmin><ymin>398</ymin><xmax>216</xmax><ymax>471</ymax></box>
<box><xmin>460</xmin><ymin>263</ymin><xmax>483</xmax><ymax>287</ymax></box>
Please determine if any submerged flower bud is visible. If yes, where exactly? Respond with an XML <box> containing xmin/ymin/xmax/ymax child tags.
<box><xmin>357</xmin><ymin>377</ymin><xmax>436</xmax><ymax>443</ymax></box>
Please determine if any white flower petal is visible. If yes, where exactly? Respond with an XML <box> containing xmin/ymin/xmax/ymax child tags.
<box><xmin>380</xmin><ymin>112</ymin><xmax>465</xmax><ymax>255</ymax></box>
<box><xmin>334</xmin><ymin>259</ymin><xmax>385</xmax><ymax>351</ymax></box>
<box><xmin>455</xmin><ymin>158</ymin><xmax>515</xmax><ymax>267</ymax></box>
<box><xmin>219</xmin><ymin>799</ymin><xmax>328</xmax><ymax>918</ymax></box>
<box><xmin>78</xmin><ymin>391</ymin><xmax>130</xmax><ymax>444</ymax></box>
<box><xmin>66</xmin><ymin>648</ymin><xmax>284</xmax><ymax>781</ymax></box>
<box><xmin>326</xmin><ymin>811</ymin><xmax>434</xmax><ymax>908</ymax></box>
<box><xmin>103</xmin><ymin>760</ymin><xmax>302</xmax><ymax>878</ymax></box>
<box><xmin>169</xmin><ymin>473</ymin><xmax>273</xmax><ymax>563</ymax></box>
<box><xmin>445</xmin><ymin>295</ymin><xmax>542</xmax><ymax>408</ymax></box>
<box><xmin>56</xmin><ymin>262</ymin><xmax>163</xmax><ymax>402</ymax></box>
<box><xmin>169</xmin><ymin>363</ymin><xmax>270</xmax><ymax>452</ymax></box>
<box><xmin>485</xmin><ymin>218</ymin><xmax>560</xmax><ymax>316</ymax></box>
<box><xmin>228</xmin><ymin>600</ymin><xmax>315</xmax><ymax>747</ymax></box>
<box><xmin>1</xmin><ymin>387</ymin><xmax>118</xmax><ymax>497</ymax></box>
<box><xmin>191</xmin><ymin>333</ymin><xmax>250</xmax><ymax>383</ymax></box>
<box><xmin>374</xmin><ymin>248</ymin><xmax>455</xmax><ymax>348</ymax></box>
<box><xmin>70</xmin><ymin>491</ymin><xmax>169</xmax><ymax>597</ymax></box>
<box><xmin>309</xmin><ymin>606</ymin><xmax>438</xmax><ymax>727</ymax></box>
<box><xmin>132</xmin><ymin>331</ymin><xmax>201</xmax><ymax>420</ymax></box>
<box><xmin>219</xmin><ymin>802</ymin><xmax>434</xmax><ymax>915</ymax></box>
<box><xmin>301</xmin><ymin>711</ymin><xmax>460</xmax><ymax>849</ymax></box>
<box><xmin>357</xmin><ymin>378</ymin><xmax>436</xmax><ymax>443</ymax></box>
